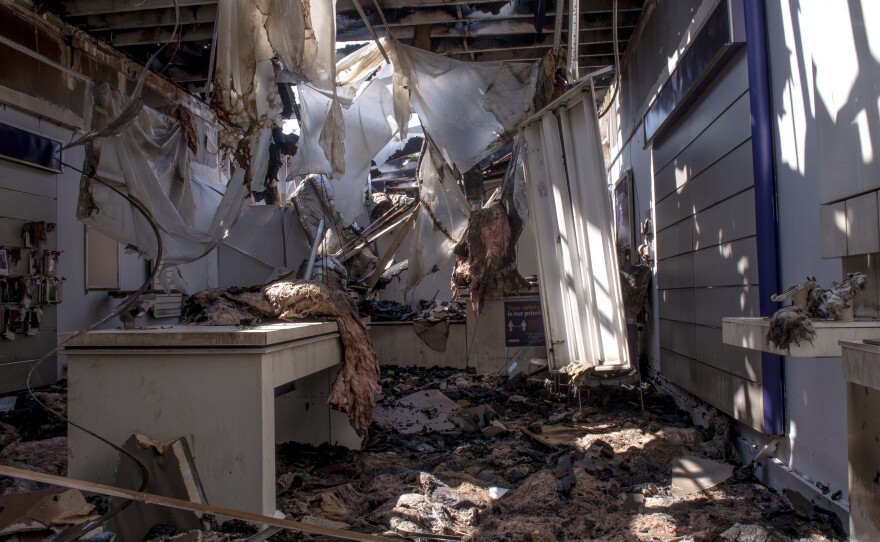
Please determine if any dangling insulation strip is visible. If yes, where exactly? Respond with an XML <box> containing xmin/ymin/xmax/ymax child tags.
<box><xmin>214</xmin><ymin>0</ymin><xmax>341</xmax><ymax>189</ymax></box>
<box><xmin>290</xmin><ymin>64</ymin><xmax>398</xmax><ymax>223</ymax></box>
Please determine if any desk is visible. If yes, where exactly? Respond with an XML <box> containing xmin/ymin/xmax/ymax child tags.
<box><xmin>62</xmin><ymin>322</ymin><xmax>355</xmax><ymax>516</ymax></box>
<box><xmin>840</xmin><ymin>340</ymin><xmax>880</xmax><ymax>540</ymax></box>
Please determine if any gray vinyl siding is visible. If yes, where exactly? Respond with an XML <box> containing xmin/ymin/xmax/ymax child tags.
<box><xmin>0</xmin><ymin>106</ymin><xmax>60</xmax><ymax>393</ymax></box>
<box><xmin>652</xmin><ymin>49</ymin><xmax>764</xmax><ymax>430</ymax></box>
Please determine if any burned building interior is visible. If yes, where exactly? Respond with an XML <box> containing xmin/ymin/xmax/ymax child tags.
<box><xmin>0</xmin><ymin>0</ymin><xmax>879</xmax><ymax>540</ymax></box>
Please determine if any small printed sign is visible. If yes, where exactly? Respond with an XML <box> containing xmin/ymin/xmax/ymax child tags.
<box><xmin>504</xmin><ymin>299</ymin><xmax>546</xmax><ymax>347</ymax></box>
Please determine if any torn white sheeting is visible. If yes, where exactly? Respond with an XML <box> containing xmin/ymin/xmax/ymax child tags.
<box><xmin>520</xmin><ymin>83</ymin><xmax>630</xmax><ymax>373</ymax></box>
<box><xmin>77</xmin><ymin>85</ymin><xmax>248</xmax><ymax>266</ymax></box>
<box><xmin>215</xmin><ymin>0</ymin><xmax>341</xmax><ymax>185</ymax></box>
<box><xmin>336</xmin><ymin>41</ymin><xmax>388</xmax><ymax>103</ymax></box>
<box><xmin>276</xmin><ymin>0</ymin><xmax>338</xmax><ymax>91</ymax></box>
<box><xmin>391</xmin><ymin>42</ymin><xmax>539</xmax><ymax>174</ymax></box>
<box><xmin>406</xmin><ymin>140</ymin><xmax>471</xmax><ymax>290</ymax></box>
<box><xmin>290</xmin><ymin>65</ymin><xmax>398</xmax><ymax>223</ymax></box>
<box><xmin>214</xmin><ymin>0</ymin><xmax>282</xmax><ymax>132</ymax></box>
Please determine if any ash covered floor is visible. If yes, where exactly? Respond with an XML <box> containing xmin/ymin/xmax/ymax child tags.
<box><xmin>0</xmin><ymin>371</ymin><xmax>845</xmax><ymax>541</ymax></box>
<box><xmin>271</xmin><ymin>368</ymin><xmax>842</xmax><ymax>542</ymax></box>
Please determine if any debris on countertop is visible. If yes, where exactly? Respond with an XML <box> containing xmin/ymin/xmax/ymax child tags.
<box><xmin>183</xmin><ymin>281</ymin><xmax>380</xmax><ymax>437</ymax></box>
<box><xmin>768</xmin><ymin>272</ymin><xmax>869</xmax><ymax>351</ymax></box>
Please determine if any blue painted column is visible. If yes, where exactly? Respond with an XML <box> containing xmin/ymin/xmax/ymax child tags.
<box><xmin>744</xmin><ymin>0</ymin><xmax>784</xmax><ymax>436</ymax></box>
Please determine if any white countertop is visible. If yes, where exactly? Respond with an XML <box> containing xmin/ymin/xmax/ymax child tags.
<box><xmin>59</xmin><ymin>321</ymin><xmax>339</xmax><ymax>348</ymax></box>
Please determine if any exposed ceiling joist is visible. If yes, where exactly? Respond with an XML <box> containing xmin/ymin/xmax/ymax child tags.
<box><xmin>337</xmin><ymin>11</ymin><xmax>641</xmax><ymax>42</ymax></box>
<box><xmin>73</xmin><ymin>5</ymin><xmax>217</xmax><ymax>31</ymax></box>
<box><xmin>46</xmin><ymin>0</ymin><xmax>645</xmax><ymax>101</ymax></box>
<box><xmin>470</xmin><ymin>50</ymin><xmax>618</xmax><ymax>62</ymax></box>
<box><xmin>109</xmin><ymin>25</ymin><xmax>214</xmax><ymax>47</ymax></box>
<box><xmin>338</xmin><ymin>0</ymin><xmax>643</xmax><ymax>18</ymax></box>
<box><xmin>165</xmin><ymin>66</ymin><xmax>209</xmax><ymax>83</ymax></box>
<box><xmin>436</xmin><ymin>34</ymin><xmax>629</xmax><ymax>55</ymax></box>
<box><xmin>337</xmin><ymin>0</ymin><xmax>507</xmax><ymax>13</ymax></box>
<box><xmin>58</xmin><ymin>0</ymin><xmax>216</xmax><ymax>17</ymax></box>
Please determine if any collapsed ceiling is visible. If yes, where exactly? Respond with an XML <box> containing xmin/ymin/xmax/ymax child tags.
<box><xmin>41</xmin><ymin>0</ymin><xmax>646</xmax><ymax>94</ymax></box>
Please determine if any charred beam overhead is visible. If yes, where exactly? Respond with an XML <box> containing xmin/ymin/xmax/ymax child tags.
<box><xmin>337</xmin><ymin>0</ymin><xmax>644</xmax><ymax>16</ymax></box>
<box><xmin>470</xmin><ymin>51</ymin><xmax>617</xmax><ymax>63</ymax></box>
<box><xmin>70</xmin><ymin>5</ymin><xmax>217</xmax><ymax>31</ymax></box>
<box><xmin>107</xmin><ymin>24</ymin><xmax>214</xmax><ymax>46</ymax></box>
<box><xmin>433</xmin><ymin>28</ymin><xmax>633</xmax><ymax>55</ymax></box>
<box><xmin>337</xmin><ymin>11</ymin><xmax>642</xmax><ymax>42</ymax></box>
<box><xmin>56</xmin><ymin>0</ymin><xmax>216</xmax><ymax>17</ymax></box>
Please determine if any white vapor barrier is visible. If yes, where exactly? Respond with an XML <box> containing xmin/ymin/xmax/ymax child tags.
<box><xmin>406</xmin><ymin>140</ymin><xmax>471</xmax><ymax>290</ymax></box>
<box><xmin>79</xmin><ymin>86</ymin><xmax>248</xmax><ymax>267</ymax></box>
<box><xmin>391</xmin><ymin>42</ymin><xmax>539</xmax><ymax>174</ymax></box>
<box><xmin>519</xmin><ymin>84</ymin><xmax>630</xmax><ymax>373</ymax></box>
<box><xmin>289</xmin><ymin>65</ymin><xmax>398</xmax><ymax>223</ymax></box>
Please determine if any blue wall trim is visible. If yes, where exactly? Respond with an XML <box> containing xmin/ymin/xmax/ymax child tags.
<box><xmin>743</xmin><ymin>0</ymin><xmax>784</xmax><ymax>436</ymax></box>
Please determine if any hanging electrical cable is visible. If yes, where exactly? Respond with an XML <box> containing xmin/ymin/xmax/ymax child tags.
<box><xmin>598</xmin><ymin>0</ymin><xmax>619</xmax><ymax>119</ymax></box>
<box><xmin>61</xmin><ymin>0</ymin><xmax>181</xmax><ymax>151</ymax></box>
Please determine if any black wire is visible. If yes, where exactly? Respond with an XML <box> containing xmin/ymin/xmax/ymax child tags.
<box><xmin>27</xmin><ymin>158</ymin><xmax>164</xmax><ymax>541</ymax></box>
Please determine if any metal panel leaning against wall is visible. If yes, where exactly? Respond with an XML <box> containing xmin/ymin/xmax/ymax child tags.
<box><xmin>520</xmin><ymin>82</ymin><xmax>630</xmax><ymax>377</ymax></box>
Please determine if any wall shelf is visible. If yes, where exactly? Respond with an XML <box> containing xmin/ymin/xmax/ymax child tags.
<box><xmin>722</xmin><ymin>317</ymin><xmax>880</xmax><ymax>358</ymax></box>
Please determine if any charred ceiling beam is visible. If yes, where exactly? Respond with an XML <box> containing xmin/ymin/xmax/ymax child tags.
<box><xmin>434</xmin><ymin>29</ymin><xmax>632</xmax><ymax>55</ymax></box>
<box><xmin>337</xmin><ymin>0</ymin><xmax>508</xmax><ymax>13</ymax></box>
<box><xmin>337</xmin><ymin>0</ymin><xmax>643</xmax><ymax>21</ymax></box>
<box><xmin>56</xmin><ymin>0</ymin><xmax>216</xmax><ymax>17</ymax></box>
<box><xmin>469</xmin><ymin>50</ymin><xmax>618</xmax><ymax>62</ymax></box>
<box><xmin>164</xmin><ymin>65</ymin><xmax>209</xmax><ymax>84</ymax></box>
<box><xmin>70</xmin><ymin>5</ymin><xmax>217</xmax><ymax>31</ymax></box>
<box><xmin>336</xmin><ymin>11</ymin><xmax>641</xmax><ymax>42</ymax></box>
<box><xmin>107</xmin><ymin>24</ymin><xmax>214</xmax><ymax>46</ymax></box>
<box><xmin>447</xmin><ymin>39</ymin><xmax>623</xmax><ymax>58</ymax></box>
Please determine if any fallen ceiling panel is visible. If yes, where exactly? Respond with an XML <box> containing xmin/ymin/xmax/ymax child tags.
<box><xmin>520</xmin><ymin>81</ymin><xmax>630</xmax><ymax>374</ymax></box>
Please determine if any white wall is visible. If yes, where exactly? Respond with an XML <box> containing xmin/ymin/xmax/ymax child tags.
<box><xmin>603</xmin><ymin>0</ymin><xmax>853</xmax><ymax>512</ymax></box>
<box><xmin>766</xmin><ymin>0</ymin><xmax>849</xmax><ymax>503</ymax></box>
<box><xmin>0</xmin><ymin>105</ymin><xmax>65</xmax><ymax>391</ymax></box>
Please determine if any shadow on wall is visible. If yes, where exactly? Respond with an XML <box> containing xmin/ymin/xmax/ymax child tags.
<box><xmin>765</xmin><ymin>0</ymin><xmax>879</xmax><ymax>504</ymax></box>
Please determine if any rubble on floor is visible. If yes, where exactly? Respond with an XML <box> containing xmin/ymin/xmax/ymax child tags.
<box><xmin>0</xmin><ymin>386</ymin><xmax>68</xmax><ymax>496</ymax></box>
<box><xmin>268</xmin><ymin>368</ymin><xmax>842</xmax><ymax>542</ymax></box>
<box><xmin>0</xmin><ymin>374</ymin><xmax>843</xmax><ymax>541</ymax></box>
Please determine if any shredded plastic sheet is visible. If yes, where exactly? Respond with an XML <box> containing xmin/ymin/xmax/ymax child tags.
<box><xmin>290</xmin><ymin>64</ymin><xmax>398</xmax><ymax>223</ymax></box>
<box><xmin>406</xmin><ymin>140</ymin><xmax>471</xmax><ymax>290</ymax></box>
<box><xmin>335</xmin><ymin>41</ymin><xmax>387</xmax><ymax>103</ymax></box>
<box><xmin>390</xmin><ymin>42</ymin><xmax>540</xmax><ymax>174</ymax></box>
<box><xmin>214</xmin><ymin>0</ymin><xmax>341</xmax><ymax>187</ymax></box>
<box><xmin>77</xmin><ymin>85</ymin><xmax>248</xmax><ymax>267</ymax></box>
